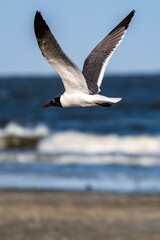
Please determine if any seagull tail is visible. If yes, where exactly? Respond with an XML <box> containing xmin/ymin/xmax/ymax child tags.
<box><xmin>106</xmin><ymin>97</ymin><xmax>122</xmax><ymax>103</ymax></box>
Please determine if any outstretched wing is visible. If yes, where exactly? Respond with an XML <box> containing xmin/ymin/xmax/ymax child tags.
<box><xmin>34</xmin><ymin>12</ymin><xmax>89</xmax><ymax>94</ymax></box>
<box><xmin>82</xmin><ymin>10</ymin><xmax>135</xmax><ymax>94</ymax></box>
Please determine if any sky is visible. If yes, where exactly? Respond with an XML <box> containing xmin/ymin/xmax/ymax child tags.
<box><xmin>0</xmin><ymin>0</ymin><xmax>160</xmax><ymax>76</ymax></box>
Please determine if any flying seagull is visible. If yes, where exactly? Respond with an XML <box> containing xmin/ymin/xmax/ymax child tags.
<box><xmin>34</xmin><ymin>10</ymin><xmax>135</xmax><ymax>108</ymax></box>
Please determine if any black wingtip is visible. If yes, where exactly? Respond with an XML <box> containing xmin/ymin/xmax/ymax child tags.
<box><xmin>34</xmin><ymin>11</ymin><xmax>42</xmax><ymax>38</ymax></box>
<box><xmin>126</xmin><ymin>9</ymin><xmax>136</xmax><ymax>23</ymax></box>
<box><xmin>34</xmin><ymin>11</ymin><xmax>43</xmax><ymax>25</ymax></box>
<box><xmin>109</xmin><ymin>9</ymin><xmax>135</xmax><ymax>35</ymax></box>
<box><xmin>125</xmin><ymin>9</ymin><xmax>136</xmax><ymax>29</ymax></box>
<box><xmin>132</xmin><ymin>9</ymin><xmax>136</xmax><ymax>14</ymax></box>
<box><xmin>34</xmin><ymin>11</ymin><xmax>50</xmax><ymax>40</ymax></box>
<box><xmin>129</xmin><ymin>9</ymin><xmax>136</xmax><ymax>19</ymax></box>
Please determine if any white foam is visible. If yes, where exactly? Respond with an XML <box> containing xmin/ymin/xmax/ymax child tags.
<box><xmin>0</xmin><ymin>122</ymin><xmax>49</xmax><ymax>137</ymax></box>
<box><xmin>0</xmin><ymin>123</ymin><xmax>160</xmax><ymax>165</ymax></box>
<box><xmin>36</xmin><ymin>131</ymin><xmax>160</xmax><ymax>165</ymax></box>
<box><xmin>0</xmin><ymin>122</ymin><xmax>49</xmax><ymax>149</ymax></box>
<box><xmin>38</xmin><ymin>131</ymin><xmax>160</xmax><ymax>155</ymax></box>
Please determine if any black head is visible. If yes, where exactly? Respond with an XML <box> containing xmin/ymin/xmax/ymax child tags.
<box><xmin>43</xmin><ymin>97</ymin><xmax>62</xmax><ymax>108</ymax></box>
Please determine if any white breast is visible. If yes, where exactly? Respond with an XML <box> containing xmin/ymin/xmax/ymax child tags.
<box><xmin>60</xmin><ymin>92</ymin><xmax>97</xmax><ymax>107</ymax></box>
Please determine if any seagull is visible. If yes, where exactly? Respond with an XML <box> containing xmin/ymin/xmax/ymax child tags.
<box><xmin>34</xmin><ymin>10</ymin><xmax>135</xmax><ymax>108</ymax></box>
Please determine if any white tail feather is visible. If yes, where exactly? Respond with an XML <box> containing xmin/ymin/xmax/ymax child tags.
<box><xmin>106</xmin><ymin>97</ymin><xmax>122</xmax><ymax>103</ymax></box>
<box><xmin>95</xmin><ymin>95</ymin><xmax>122</xmax><ymax>104</ymax></box>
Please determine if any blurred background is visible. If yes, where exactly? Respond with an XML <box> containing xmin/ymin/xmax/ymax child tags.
<box><xmin>0</xmin><ymin>0</ymin><xmax>160</xmax><ymax>193</ymax></box>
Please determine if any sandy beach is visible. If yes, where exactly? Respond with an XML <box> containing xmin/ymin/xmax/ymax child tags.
<box><xmin>0</xmin><ymin>190</ymin><xmax>160</xmax><ymax>240</ymax></box>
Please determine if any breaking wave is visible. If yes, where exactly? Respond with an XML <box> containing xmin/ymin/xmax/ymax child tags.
<box><xmin>0</xmin><ymin>122</ymin><xmax>48</xmax><ymax>149</ymax></box>
<box><xmin>0</xmin><ymin>122</ymin><xmax>160</xmax><ymax>165</ymax></box>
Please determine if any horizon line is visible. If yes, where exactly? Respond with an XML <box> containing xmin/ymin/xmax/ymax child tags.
<box><xmin>0</xmin><ymin>72</ymin><xmax>160</xmax><ymax>78</ymax></box>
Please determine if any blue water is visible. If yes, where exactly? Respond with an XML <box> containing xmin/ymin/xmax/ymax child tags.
<box><xmin>0</xmin><ymin>75</ymin><xmax>160</xmax><ymax>193</ymax></box>
<box><xmin>1</xmin><ymin>162</ymin><xmax>160</xmax><ymax>193</ymax></box>
<box><xmin>1</xmin><ymin>75</ymin><xmax>160</xmax><ymax>134</ymax></box>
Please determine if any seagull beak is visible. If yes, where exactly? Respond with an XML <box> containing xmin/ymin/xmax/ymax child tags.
<box><xmin>43</xmin><ymin>102</ymin><xmax>53</xmax><ymax>108</ymax></box>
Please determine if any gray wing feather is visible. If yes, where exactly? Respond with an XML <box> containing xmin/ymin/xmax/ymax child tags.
<box><xmin>34</xmin><ymin>12</ymin><xmax>89</xmax><ymax>94</ymax></box>
<box><xmin>82</xmin><ymin>10</ymin><xmax>135</xmax><ymax>94</ymax></box>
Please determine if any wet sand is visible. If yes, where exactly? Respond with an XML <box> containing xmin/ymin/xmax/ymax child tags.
<box><xmin>0</xmin><ymin>190</ymin><xmax>160</xmax><ymax>240</ymax></box>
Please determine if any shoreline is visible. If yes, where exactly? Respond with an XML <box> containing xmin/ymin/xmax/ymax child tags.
<box><xmin>1</xmin><ymin>190</ymin><xmax>160</xmax><ymax>240</ymax></box>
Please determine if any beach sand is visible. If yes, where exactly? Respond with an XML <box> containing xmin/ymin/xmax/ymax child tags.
<box><xmin>0</xmin><ymin>190</ymin><xmax>160</xmax><ymax>240</ymax></box>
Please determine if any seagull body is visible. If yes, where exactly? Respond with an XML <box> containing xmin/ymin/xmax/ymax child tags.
<box><xmin>34</xmin><ymin>10</ymin><xmax>135</xmax><ymax>108</ymax></box>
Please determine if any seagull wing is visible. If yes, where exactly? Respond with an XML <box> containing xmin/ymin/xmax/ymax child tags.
<box><xmin>82</xmin><ymin>10</ymin><xmax>135</xmax><ymax>94</ymax></box>
<box><xmin>34</xmin><ymin>12</ymin><xmax>89</xmax><ymax>94</ymax></box>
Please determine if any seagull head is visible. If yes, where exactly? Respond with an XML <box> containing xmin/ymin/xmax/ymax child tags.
<box><xmin>43</xmin><ymin>97</ymin><xmax>62</xmax><ymax>108</ymax></box>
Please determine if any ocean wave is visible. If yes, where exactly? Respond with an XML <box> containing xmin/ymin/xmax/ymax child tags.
<box><xmin>0</xmin><ymin>151</ymin><xmax>160</xmax><ymax>166</ymax></box>
<box><xmin>37</xmin><ymin>131</ymin><xmax>160</xmax><ymax>165</ymax></box>
<box><xmin>0</xmin><ymin>122</ymin><xmax>48</xmax><ymax>149</ymax></box>
<box><xmin>38</xmin><ymin>131</ymin><xmax>160</xmax><ymax>154</ymax></box>
<box><xmin>0</xmin><ymin>122</ymin><xmax>160</xmax><ymax>165</ymax></box>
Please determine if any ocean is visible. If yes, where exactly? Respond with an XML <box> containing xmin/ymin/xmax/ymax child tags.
<box><xmin>0</xmin><ymin>75</ymin><xmax>160</xmax><ymax>193</ymax></box>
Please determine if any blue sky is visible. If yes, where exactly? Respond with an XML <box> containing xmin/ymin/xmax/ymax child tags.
<box><xmin>1</xmin><ymin>0</ymin><xmax>160</xmax><ymax>75</ymax></box>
